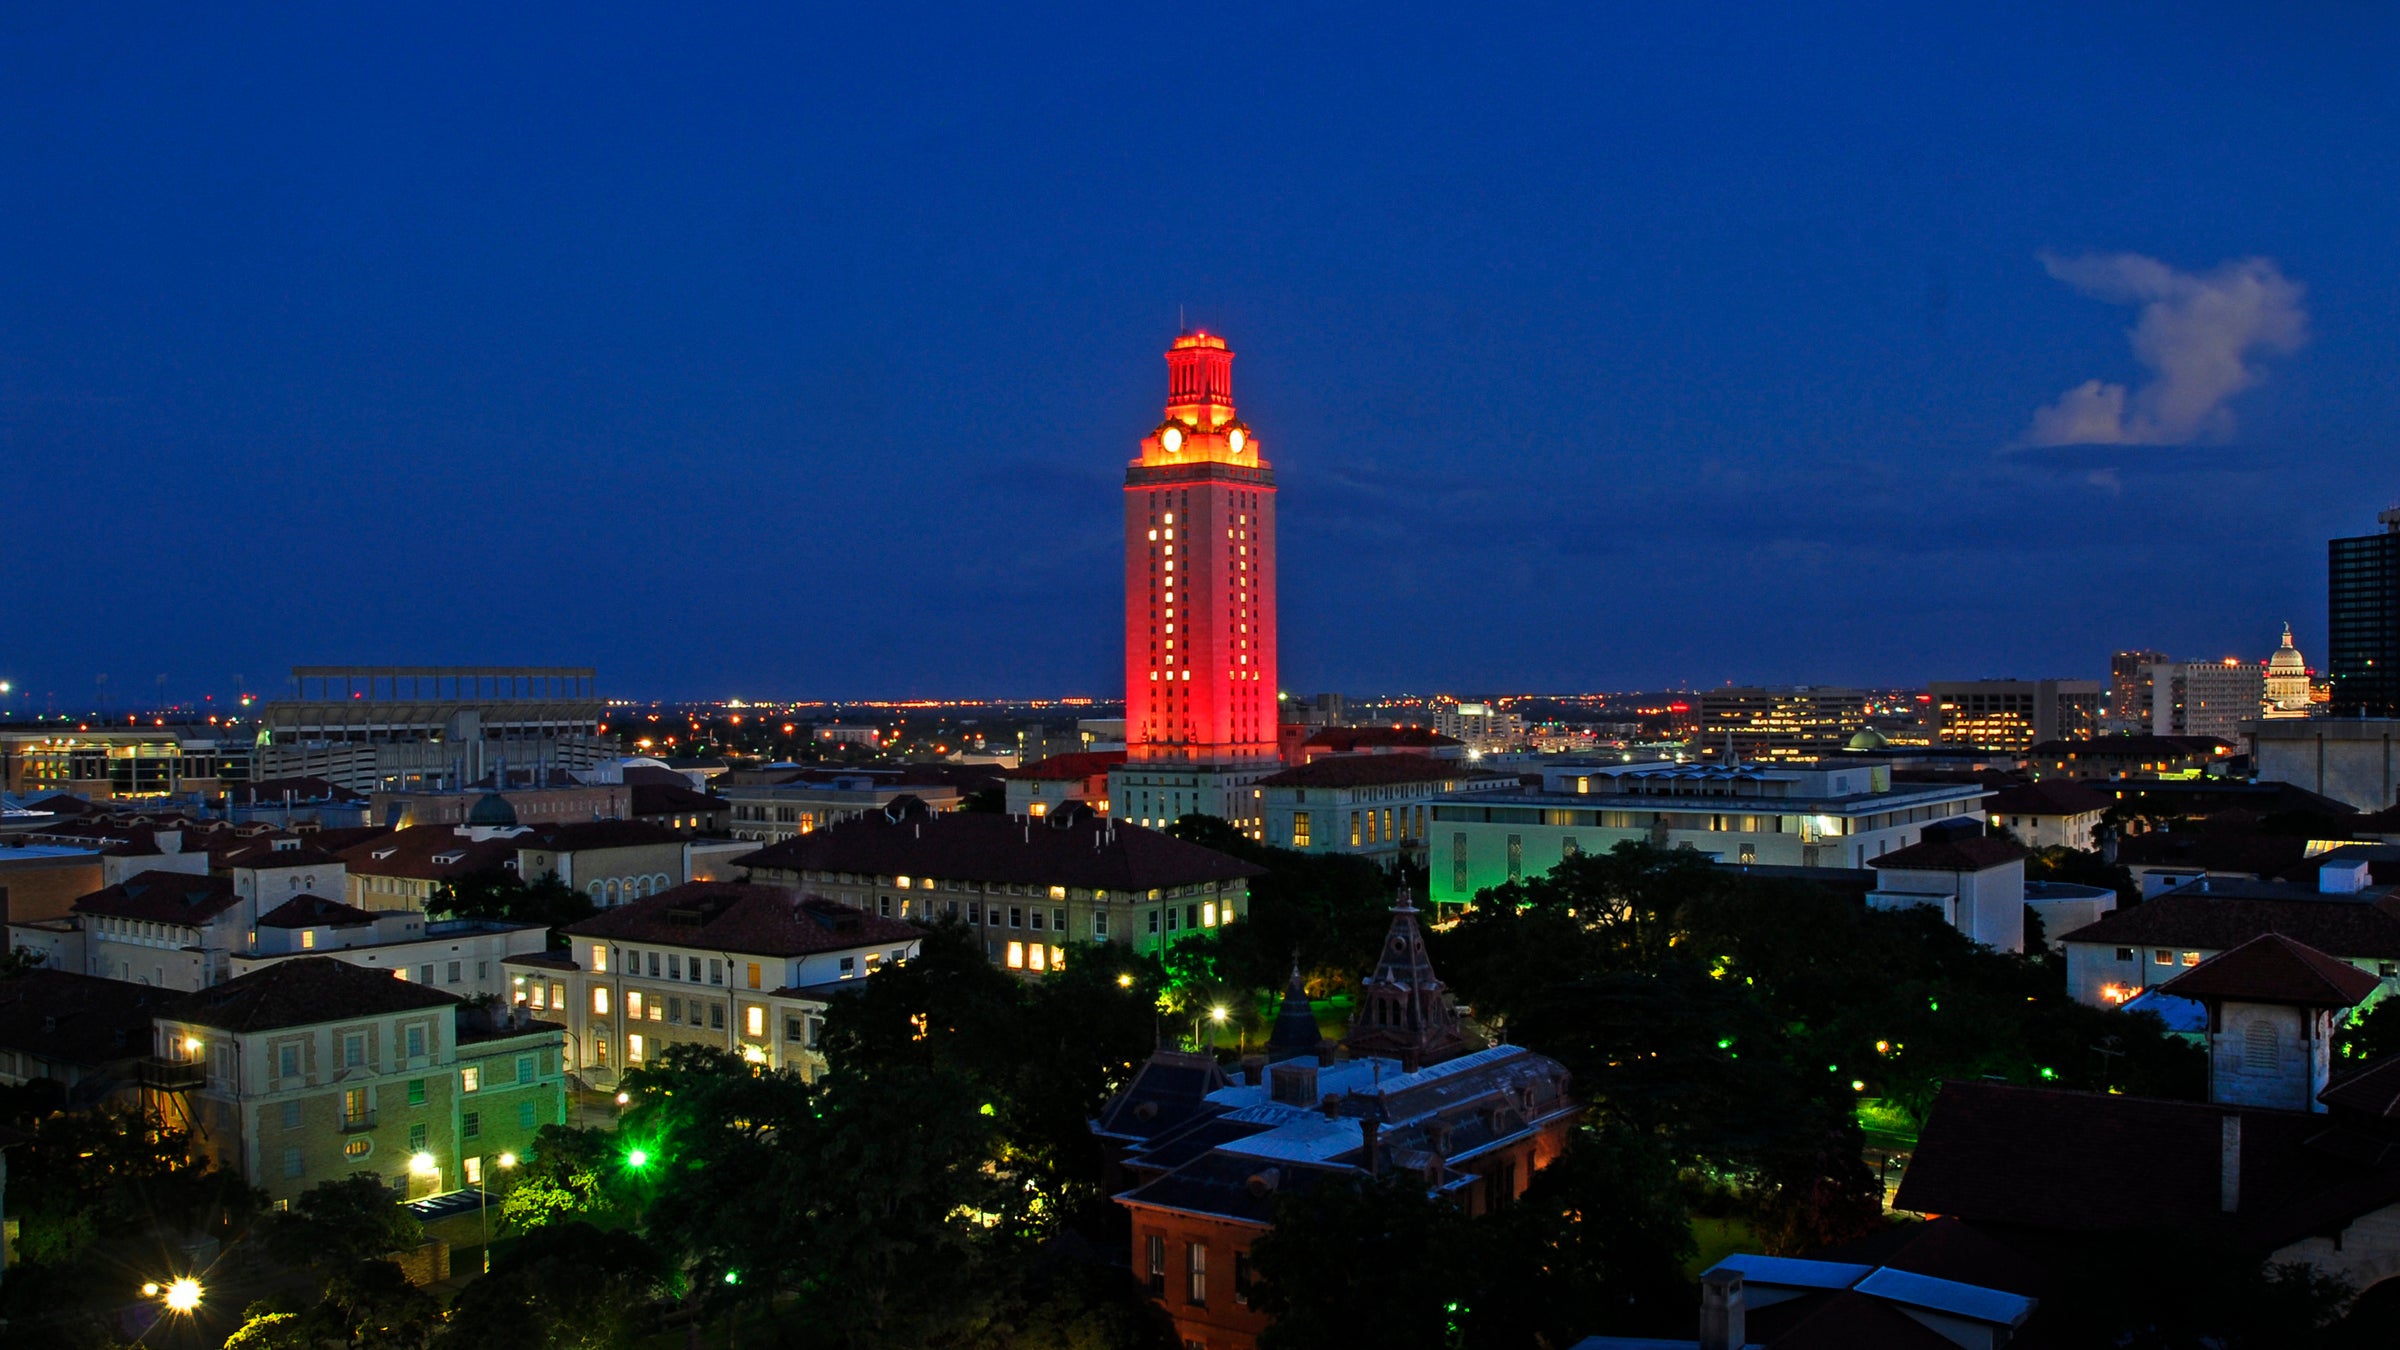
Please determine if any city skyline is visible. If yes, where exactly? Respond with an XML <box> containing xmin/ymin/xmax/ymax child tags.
<box><xmin>7</xmin><ymin>7</ymin><xmax>2397</xmax><ymax>700</ymax></box>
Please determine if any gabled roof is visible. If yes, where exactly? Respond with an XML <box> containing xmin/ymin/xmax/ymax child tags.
<box><xmin>2156</xmin><ymin>933</ymin><xmax>2381</xmax><ymax>1008</ymax></box>
<box><xmin>212</xmin><ymin>839</ymin><xmax>346</xmax><ymax>871</ymax></box>
<box><xmin>162</xmin><ymin>956</ymin><xmax>458</xmax><ymax>1032</ymax></box>
<box><xmin>1867</xmin><ymin>835</ymin><xmax>2028</xmax><ymax>873</ymax></box>
<box><xmin>2320</xmin><ymin>1053</ymin><xmax>2400</xmax><ymax>1120</ymax></box>
<box><xmin>1984</xmin><ymin>780</ymin><xmax>2112</xmax><ymax>817</ymax></box>
<box><xmin>734</xmin><ymin>811</ymin><xmax>1263</xmax><ymax>891</ymax></box>
<box><xmin>561</xmin><ymin>882</ymin><xmax>921</xmax><ymax>959</ymax></box>
<box><xmin>256</xmin><ymin>894</ymin><xmax>378</xmax><ymax>929</ymax></box>
<box><xmin>72</xmin><ymin>870</ymin><xmax>241</xmax><ymax>925</ymax></box>
<box><xmin>336</xmin><ymin>826</ymin><xmax>518</xmax><ymax>881</ymax></box>
<box><xmin>2057</xmin><ymin>892</ymin><xmax>2400</xmax><ymax>959</ymax></box>
<box><xmin>1256</xmin><ymin>753</ymin><xmax>1499</xmax><ymax>790</ymax></box>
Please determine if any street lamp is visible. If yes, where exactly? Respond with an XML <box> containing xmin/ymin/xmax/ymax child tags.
<box><xmin>1116</xmin><ymin>973</ymin><xmax>1134</xmax><ymax>989</ymax></box>
<box><xmin>625</xmin><ymin>1146</ymin><xmax>650</xmax><ymax>1170</ymax></box>
<box><xmin>162</xmin><ymin>1276</ymin><xmax>203</xmax><ymax>1313</ymax></box>
<box><xmin>480</xmin><ymin>1152</ymin><xmax>518</xmax><ymax>1273</ymax></box>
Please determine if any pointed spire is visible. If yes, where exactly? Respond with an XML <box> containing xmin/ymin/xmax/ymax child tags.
<box><xmin>1267</xmin><ymin>956</ymin><xmax>1325</xmax><ymax>1062</ymax></box>
<box><xmin>1342</xmin><ymin>883</ymin><xmax>1474</xmax><ymax>1068</ymax></box>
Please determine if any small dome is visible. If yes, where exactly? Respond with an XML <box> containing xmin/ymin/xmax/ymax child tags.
<box><xmin>466</xmin><ymin>792</ymin><xmax>519</xmax><ymax>827</ymax></box>
<box><xmin>2269</xmin><ymin>624</ymin><xmax>2306</xmax><ymax>672</ymax></box>
<box><xmin>1848</xmin><ymin>727</ymin><xmax>1891</xmax><ymax>751</ymax></box>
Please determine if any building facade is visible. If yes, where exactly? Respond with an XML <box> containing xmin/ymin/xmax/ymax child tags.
<box><xmin>1929</xmin><ymin>679</ymin><xmax>2102</xmax><ymax>752</ymax></box>
<box><xmin>1426</xmin><ymin>760</ymin><xmax>1989</xmax><ymax>910</ymax></box>
<box><xmin>2145</xmin><ymin>661</ymin><xmax>2267</xmax><ymax>742</ymax></box>
<box><xmin>1255</xmin><ymin>754</ymin><xmax>1517</xmax><ymax>867</ymax></box>
<box><xmin>734</xmin><ymin>801</ymin><xmax>1262</xmax><ymax>972</ymax></box>
<box><xmin>2110</xmin><ymin>649</ymin><xmax>2167</xmax><ymax>727</ymax></box>
<box><xmin>256</xmin><ymin>666</ymin><xmax>613</xmax><ymax>794</ymax></box>
<box><xmin>1112</xmin><ymin>331</ymin><xmax>1279</xmax><ymax>840</ymax></box>
<box><xmin>2265</xmin><ymin>624</ymin><xmax>2314</xmax><ymax>716</ymax></box>
<box><xmin>2330</xmin><ymin>509</ymin><xmax>2400</xmax><ymax>717</ymax></box>
<box><xmin>147</xmin><ymin>959</ymin><xmax>567</xmax><ymax>1205</ymax></box>
<box><xmin>1695</xmin><ymin>687</ymin><xmax>1869</xmax><ymax>761</ymax></box>
<box><xmin>517</xmin><ymin>882</ymin><xmax>922</xmax><ymax>1084</ymax></box>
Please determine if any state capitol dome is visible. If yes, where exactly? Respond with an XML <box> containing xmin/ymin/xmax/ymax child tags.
<box><xmin>2269</xmin><ymin>623</ymin><xmax>2306</xmax><ymax>674</ymax></box>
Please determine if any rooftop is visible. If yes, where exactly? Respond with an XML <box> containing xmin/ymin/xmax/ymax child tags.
<box><xmin>734</xmin><ymin>809</ymin><xmax>1263</xmax><ymax>892</ymax></box>
<box><xmin>0</xmin><ymin>969</ymin><xmax>182</xmax><ymax>1067</ymax></box>
<box><xmin>255</xmin><ymin>894</ymin><xmax>379</xmax><ymax>929</ymax></box>
<box><xmin>562</xmin><ymin>882</ymin><xmax>922</xmax><ymax>958</ymax></box>
<box><xmin>1257</xmin><ymin>753</ymin><xmax>1507</xmax><ymax>790</ymax></box>
<box><xmin>1868</xmin><ymin>834</ymin><xmax>2029</xmax><ymax>873</ymax></box>
<box><xmin>72</xmin><ymin>869</ymin><xmax>241</xmax><ymax>925</ymax></box>
<box><xmin>1003</xmin><ymin>750</ymin><xmax>1126</xmax><ymax>782</ymax></box>
<box><xmin>2155</xmin><ymin>933</ymin><xmax>2382</xmax><ymax>1007</ymax></box>
<box><xmin>162</xmin><ymin>956</ymin><xmax>459</xmax><ymax>1032</ymax></box>
<box><xmin>2057</xmin><ymin>892</ymin><xmax>2400</xmax><ymax>959</ymax></box>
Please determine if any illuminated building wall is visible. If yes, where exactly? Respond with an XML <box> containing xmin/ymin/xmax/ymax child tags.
<box><xmin>1694</xmin><ymin>686</ymin><xmax>1868</xmax><ymax>760</ymax></box>
<box><xmin>1929</xmin><ymin>679</ymin><xmax>2102</xmax><ymax>752</ymax></box>
<box><xmin>1123</xmin><ymin>333</ymin><xmax>1278</xmax><ymax>765</ymax></box>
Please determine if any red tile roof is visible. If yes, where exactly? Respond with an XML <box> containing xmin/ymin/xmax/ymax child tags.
<box><xmin>2320</xmin><ymin>1054</ymin><xmax>2400</xmax><ymax>1120</ymax></box>
<box><xmin>735</xmin><ymin>810</ymin><xmax>1263</xmax><ymax>892</ymax></box>
<box><xmin>336</xmin><ymin>826</ymin><xmax>519</xmax><ymax>881</ymax></box>
<box><xmin>629</xmin><ymin>783</ymin><xmax>724</xmax><ymax>815</ymax></box>
<box><xmin>1257</xmin><ymin>753</ymin><xmax>1496</xmax><ymax>790</ymax></box>
<box><xmin>256</xmin><ymin>894</ymin><xmax>378</xmax><ymax>929</ymax></box>
<box><xmin>1303</xmin><ymin>726</ymin><xmax>1461</xmax><ymax>751</ymax></box>
<box><xmin>517</xmin><ymin>820</ymin><xmax>683</xmax><ymax>852</ymax></box>
<box><xmin>213</xmin><ymin>839</ymin><xmax>348</xmax><ymax>870</ymax></box>
<box><xmin>163</xmin><ymin>956</ymin><xmax>459</xmax><ymax>1032</ymax></box>
<box><xmin>561</xmin><ymin>882</ymin><xmax>921</xmax><ymax>958</ymax></box>
<box><xmin>1868</xmin><ymin>835</ymin><xmax>2028</xmax><ymax>873</ymax></box>
<box><xmin>2057</xmin><ymin>892</ymin><xmax>2400</xmax><ymax>959</ymax></box>
<box><xmin>0</xmin><ymin>969</ymin><xmax>182</xmax><ymax>1068</ymax></box>
<box><xmin>72</xmin><ymin>870</ymin><xmax>241</xmax><ymax>925</ymax></box>
<box><xmin>1003</xmin><ymin>750</ymin><xmax>1126</xmax><ymax>782</ymax></box>
<box><xmin>1895</xmin><ymin>1080</ymin><xmax>2361</xmax><ymax>1245</ymax></box>
<box><xmin>1984</xmin><ymin>780</ymin><xmax>2112</xmax><ymax>818</ymax></box>
<box><xmin>2156</xmin><ymin>933</ymin><xmax>2381</xmax><ymax>1007</ymax></box>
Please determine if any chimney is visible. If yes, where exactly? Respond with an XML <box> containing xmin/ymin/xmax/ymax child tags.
<box><xmin>1699</xmin><ymin>1268</ymin><xmax>1746</xmax><ymax>1350</ymax></box>
<box><xmin>2220</xmin><ymin>1114</ymin><xmax>2242</xmax><ymax>1213</ymax></box>
<box><xmin>1361</xmin><ymin>1117</ymin><xmax>1382</xmax><ymax>1176</ymax></box>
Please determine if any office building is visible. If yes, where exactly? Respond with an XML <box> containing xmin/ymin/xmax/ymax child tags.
<box><xmin>2110</xmin><ymin>649</ymin><xmax>2167</xmax><ymax>726</ymax></box>
<box><xmin>1426</xmin><ymin>759</ymin><xmax>1990</xmax><ymax>910</ymax></box>
<box><xmin>720</xmin><ymin>770</ymin><xmax>964</xmax><ymax>843</ymax></box>
<box><xmin>255</xmin><ymin>666</ymin><xmax>613</xmax><ymax>794</ymax></box>
<box><xmin>1694</xmin><ymin>687</ymin><xmax>1868</xmax><ymax>761</ymax></box>
<box><xmin>1427</xmin><ymin>701</ymin><xmax>1526</xmax><ymax>755</ymax></box>
<box><xmin>1928</xmin><ymin>679</ymin><xmax>2102</xmax><ymax>752</ymax></box>
<box><xmin>2144</xmin><ymin>661</ymin><xmax>2265</xmax><ymax>743</ymax></box>
<box><xmin>0</xmin><ymin>727</ymin><xmax>253</xmax><ymax>803</ymax></box>
<box><xmin>2250</xmin><ymin>718</ymin><xmax>2400</xmax><ymax>813</ymax></box>
<box><xmin>2330</xmin><ymin>508</ymin><xmax>2400</xmax><ymax>717</ymax></box>
<box><xmin>1108</xmin><ymin>331</ymin><xmax>1279</xmax><ymax>837</ymax></box>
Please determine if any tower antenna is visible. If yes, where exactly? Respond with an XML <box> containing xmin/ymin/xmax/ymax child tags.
<box><xmin>1179</xmin><ymin>303</ymin><xmax>1186</xmax><ymax>333</ymax></box>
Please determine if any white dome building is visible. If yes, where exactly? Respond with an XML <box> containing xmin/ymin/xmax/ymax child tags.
<box><xmin>2265</xmin><ymin>623</ymin><xmax>2313</xmax><ymax>715</ymax></box>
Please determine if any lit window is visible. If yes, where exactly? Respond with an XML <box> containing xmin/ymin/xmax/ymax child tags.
<box><xmin>2183</xmin><ymin>951</ymin><xmax>2202</xmax><ymax>967</ymax></box>
<box><xmin>1007</xmin><ymin>942</ymin><xmax>1025</xmax><ymax>969</ymax></box>
<box><xmin>628</xmin><ymin>1033</ymin><xmax>645</xmax><ymax>1063</ymax></box>
<box><xmin>590</xmin><ymin>944</ymin><xmax>608</xmax><ymax>974</ymax></box>
<box><xmin>462</xmin><ymin>1066</ymin><xmax>480</xmax><ymax>1093</ymax></box>
<box><xmin>300</xmin><ymin>930</ymin><xmax>316</xmax><ymax>950</ymax></box>
<box><xmin>593</xmin><ymin>987</ymin><xmax>611</xmax><ymax>1016</ymax></box>
<box><xmin>746</xmin><ymin>1006</ymin><xmax>765</xmax><ymax>1038</ymax></box>
<box><xmin>626</xmin><ymin>991</ymin><xmax>645</xmax><ymax>1020</ymax></box>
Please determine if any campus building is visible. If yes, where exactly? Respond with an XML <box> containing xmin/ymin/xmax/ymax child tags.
<box><xmin>1426</xmin><ymin>760</ymin><xmax>1989</xmax><ymax>910</ymax></box>
<box><xmin>255</xmin><ymin>666</ymin><xmax>613</xmax><ymax>794</ymax></box>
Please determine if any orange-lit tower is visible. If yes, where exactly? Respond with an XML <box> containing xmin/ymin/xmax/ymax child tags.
<box><xmin>1116</xmin><ymin>331</ymin><xmax>1279</xmax><ymax>830</ymax></box>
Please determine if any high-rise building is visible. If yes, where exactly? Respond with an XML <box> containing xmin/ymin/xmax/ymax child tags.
<box><xmin>1693</xmin><ymin>687</ymin><xmax>1868</xmax><ymax>761</ymax></box>
<box><xmin>2110</xmin><ymin>650</ymin><xmax>2166</xmax><ymax>725</ymax></box>
<box><xmin>2329</xmin><ymin>509</ymin><xmax>2400</xmax><ymax>717</ymax></box>
<box><xmin>1111</xmin><ymin>332</ymin><xmax>1279</xmax><ymax>835</ymax></box>
<box><xmin>2142</xmin><ymin>661</ymin><xmax>2265</xmax><ymax>743</ymax></box>
<box><xmin>1929</xmin><ymin>679</ymin><xmax>2102</xmax><ymax>752</ymax></box>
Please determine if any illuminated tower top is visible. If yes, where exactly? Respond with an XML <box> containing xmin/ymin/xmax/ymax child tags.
<box><xmin>1123</xmin><ymin>330</ymin><xmax>1278</xmax><ymax>770</ymax></box>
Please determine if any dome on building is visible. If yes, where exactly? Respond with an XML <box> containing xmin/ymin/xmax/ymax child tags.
<box><xmin>2269</xmin><ymin>623</ymin><xmax>2307</xmax><ymax>673</ymax></box>
<box><xmin>465</xmin><ymin>792</ymin><xmax>519</xmax><ymax>828</ymax></box>
<box><xmin>1848</xmin><ymin>727</ymin><xmax>1891</xmax><ymax>751</ymax></box>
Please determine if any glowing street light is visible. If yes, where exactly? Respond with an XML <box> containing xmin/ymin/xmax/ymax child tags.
<box><xmin>625</xmin><ymin>1147</ymin><xmax>650</xmax><ymax>1170</ymax></box>
<box><xmin>409</xmin><ymin>1151</ymin><xmax>437</xmax><ymax>1177</ymax></box>
<box><xmin>163</xmin><ymin>1277</ymin><xmax>203</xmax><ymax>1313</ymax></box>
<box><xmin>1116</xmin><ymin>973</ymin><xmax>1135</xmax><ymax>989</ymax></box>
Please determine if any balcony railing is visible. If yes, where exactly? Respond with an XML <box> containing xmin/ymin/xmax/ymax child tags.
<box><xmin>339</xmin><ymin>1112</ymin><xmax>378</xmax><ymax>1134</ymax></box>
<box><xmin>139</xmin><ymin>1057</ymin><xmax>206</xmax><ymax>1092</ymax></box>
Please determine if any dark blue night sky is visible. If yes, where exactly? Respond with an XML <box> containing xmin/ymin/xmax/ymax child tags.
<box><xmin>6</xmin><ymin>6</ymin><xmax>2395</xmax><ymax>703</ymax></box>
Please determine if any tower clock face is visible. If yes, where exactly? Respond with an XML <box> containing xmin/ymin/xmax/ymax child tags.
<box><xmin>1229</xmin><ymin>428</ymin><xmax>1246</xmax><ymax>454</ymax></box>
<box><xmin>1161</xmin><ymin>426</ymin><xmax>1184</xmax><ymax>453</ymax></box>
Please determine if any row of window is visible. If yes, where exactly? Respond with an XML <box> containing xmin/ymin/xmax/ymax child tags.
<box><xmin>1144</xmin><ymin>1234</ymin><xmax>1250</xmax><ymax>1308</ymax></box>
<box><xmin>278</xmin><ymin>1098</ymin><xmax>548</xmax><ymax>1181</ymax></box>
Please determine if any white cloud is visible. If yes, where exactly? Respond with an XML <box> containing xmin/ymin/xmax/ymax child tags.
<box><xmin>2022</xmin><ymin>253</ymin><xmax>2306</xmax><ymax>446</ymax></box>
